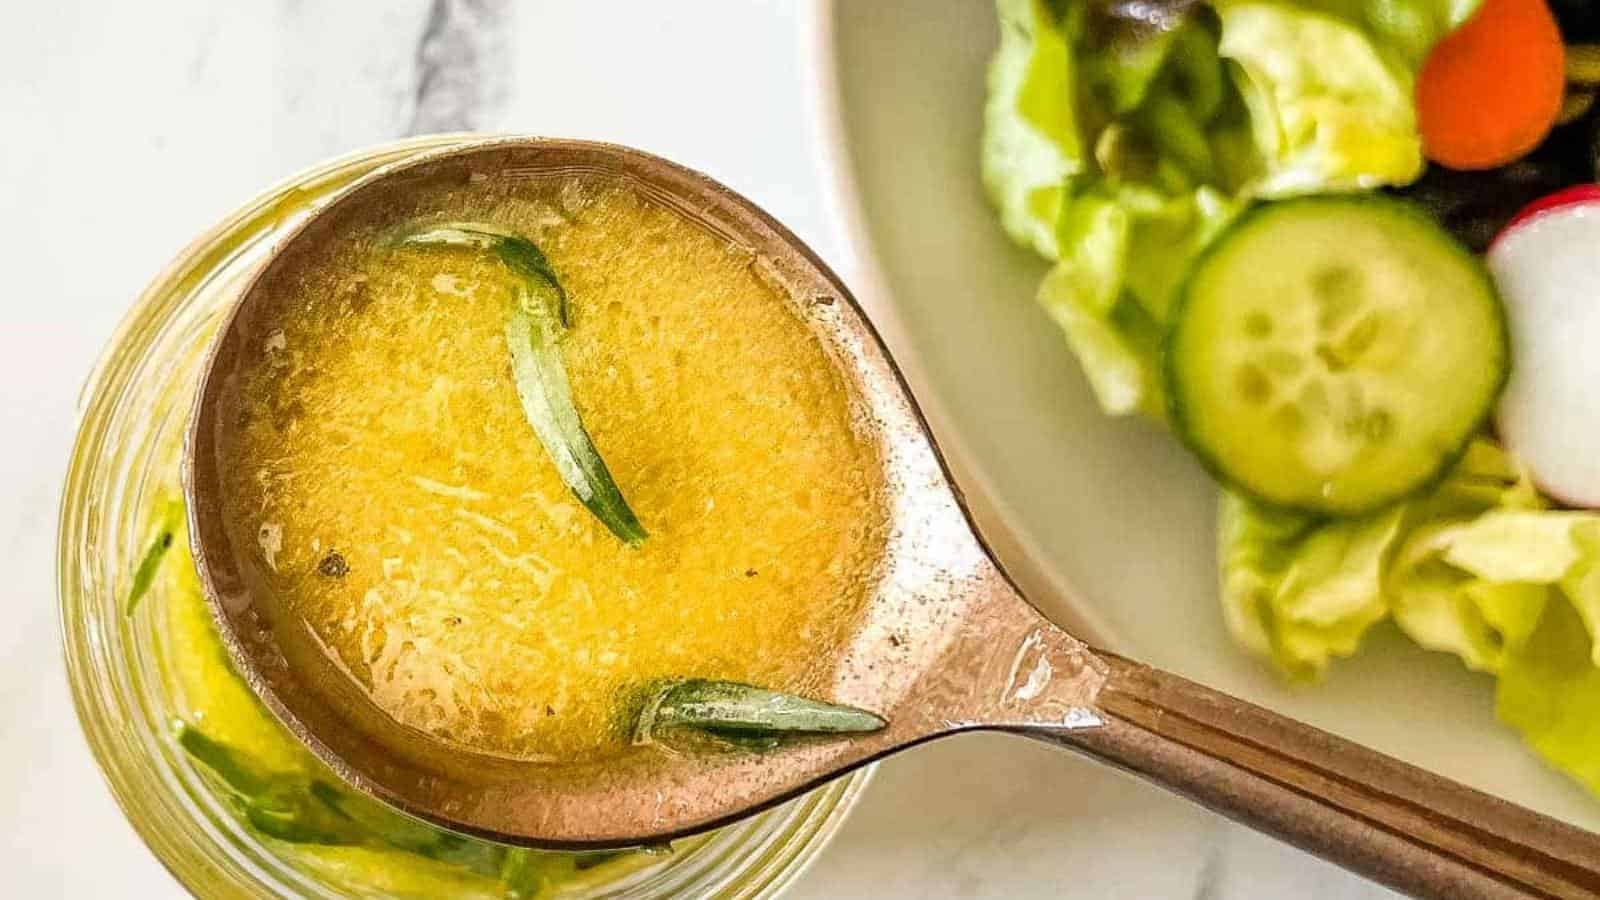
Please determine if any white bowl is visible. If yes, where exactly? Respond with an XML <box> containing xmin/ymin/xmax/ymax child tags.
<box><xmin>805</xmin><ymin>0</ymin><xmax>1600</xmax><ymax>834</ymax></box>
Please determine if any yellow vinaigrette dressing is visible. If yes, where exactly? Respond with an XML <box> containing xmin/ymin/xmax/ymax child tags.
<box><xmin>220</xmin><ymin>175</ymin><xmax>889</xmax><ymax>764</ymax></box>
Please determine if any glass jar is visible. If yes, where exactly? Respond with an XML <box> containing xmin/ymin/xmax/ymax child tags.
<box><xmin>58</xmin><ymin>135</ymin><xmax>870</xmax><ymax>900</ymax></box>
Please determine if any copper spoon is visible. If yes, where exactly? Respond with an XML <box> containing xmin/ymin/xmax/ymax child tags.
<box><xmin>184</xmin><ymin>137</ymin><xmax>1600</xmax><ymax>899</ymax></box>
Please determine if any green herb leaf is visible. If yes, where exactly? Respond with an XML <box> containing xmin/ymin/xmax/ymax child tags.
<box><xmin>398</xmin><ymin>223</ymin><xmax>647</xmax><ymax>546</ymax></box>
<box><xmin>495</xmin><ymin>237</ymin><xmax>569</xmax><ymax>329</ymax></box>
<box><xmin>401</xmin><ymin>224</ymin><xmax>570</xmax><ymax>326</ymax></box>
<box><xmin>635</xmin><ymin>680</ymin><xmax>887</xmax><ymax>746</ymax></box>
<box><xmin>173</xmin><ymin>719</ymin><xmax>521</xmax><ymax>869</ymax></box>
<box><xmin>126</xmin><ymin>499</ymin><xmax>182</xmax><ymax>614</ymax></box>
<box><xmin>500</xmin><ymin>849</ymin><xmax>580</xmax><ymax>900</ymax></box>
<box><xmin>171</xmin><ymin>719</ymin><xmax>362</xmax><ymax>845</ymax></box>
<box><xmin>306</xmin><ymin>782</ymin><xmax>501</xmax><ymax>876</ymax></box>
<box><xmin>171</xmin><ymin>718</ymin><xmax>277</xmax><ymax>797</ymax></box>
<box><xmin>505</xmin><ymin>307</ymin><xmax>647</xmax><ymax>545</ymax></box>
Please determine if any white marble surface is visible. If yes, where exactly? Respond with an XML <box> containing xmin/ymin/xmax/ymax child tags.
<box><xmin>0</xmin><ymin>2</ymin><xmax>1391</xmax><ymax>897</ymax></box>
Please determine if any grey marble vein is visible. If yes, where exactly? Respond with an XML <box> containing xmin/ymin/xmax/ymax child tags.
<box><xmin>407</xmin><ymin>0</ymin><xmax>511</xmax><ymax>135</ymax></box>
<box><xmin>1192</xmin><ymin>827</ymin><xmax>1229</xmax><ymax>900</ymax></box>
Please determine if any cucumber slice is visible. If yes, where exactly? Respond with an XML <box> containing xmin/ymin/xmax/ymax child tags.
<box><xmin>1167</xmin><ymin>197</ymin><xmax>1508</xmax><ymax>515</ymax></box>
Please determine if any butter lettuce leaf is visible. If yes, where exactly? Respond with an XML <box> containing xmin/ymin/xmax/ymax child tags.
<box><xmin>1214</xmin><ymin>3</ymin><xmax>1421</xmax><ymax>195</ymax></box>
<box><xmin>1440</xmin><ymin>512</ymin><xmax>1597</xmax><ymax>585</ymax></box>
<box><xmin>1498</xmin><ymin>598</ymin><xmax>1600</xmax><ymax>796</ymax></box>
<box><xmin>1221</xmin><ymin>437</ymin><xmax>1600</xmax><ymax>800</ymax></box>
<box><xmin>983</xmin><ymin>0</ymin><xmax>1480</xmax><ymax>418</ymax></box>
<box><xmin>1211</xmin><ymin>0</ymin><xmax>1480</xmax><ymax>196</ymax></box>
<box><xmin>1385</xmin><ymin>450</ymin><xmax>1553</xmax><ymax>672</ymax></box>
<box><xmin>984</xmin><ymin>2</ymin><xmax>1245</xmax><ymax>416</ymax></box>
<box><xmin>1250</xmin><ymin>0</ymin><xmax>1483</xmax><ymax>67</ymax></box>
<box><xmin>1219</xmin><ymin>491</ymin><xmax>1399</xmax><ymax>680</ymax></box>
<box><xmin>1390</xmin><ymin>508</ymin><xmax>1600</xmax><ymax>674</ymax></box>
<box><xmin>1219</xmin><ymin>439</ymin><xmax>1539</xmax><ymax>679</ymax></box>
<box><xmin>1036</xmin><ymin>11</ymin><xmax>1247</xmax><ymax>417</ymax></box>
<box><xmin>1035</xmin><ymin>181</ymin><xmax>1239</xmax><ymax>418</ymax></box>
<box><xmin>1389</xmin><ymin>565</ymin><xmax>1547</xmax><ymax>675</ymax></box>
<box><xmin>1037</xmin><ymin>182</ymin><xmax>1236</xmax><ymax>415</ymax></box>
<box><xmin>1404</xmin><ymin>487</ymin><xmax>1600</xmax><ymax>797</ymax></box>
<box><xmin>983</xmin><ymin>0</ymin><xmax>1085</xmax><ymax>259</ymax></box>
<box><xmin>1417</xmin><ymin>512</ymin><xmax>1600</xmax><ymax>659</ymax></box>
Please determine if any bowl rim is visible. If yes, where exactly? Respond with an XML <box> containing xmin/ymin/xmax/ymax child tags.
<box><xmin>797</xmin><ymin>0</ymin><xmax>1122</xmax><ymax>649</ymax></box>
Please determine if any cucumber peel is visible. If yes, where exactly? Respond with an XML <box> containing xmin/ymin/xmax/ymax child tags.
<box><xmin>1166</xmin><ymin>196</ymin><xmax>1508</xmax><ymax>515</ymax></box>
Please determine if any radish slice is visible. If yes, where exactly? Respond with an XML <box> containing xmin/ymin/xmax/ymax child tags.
<box><xmin>1488</xmin><ymin>192</ymin><xmax>1600</xmax><ymax>508</ymax></box>
<box><xmin>1496</xmin><ymin>184</ymin><xmax>1600</xmax><ymax>239</ymax></box>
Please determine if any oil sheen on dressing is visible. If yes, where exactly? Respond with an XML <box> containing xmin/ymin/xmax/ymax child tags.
<box><xmin>220</xmin><ymin>175</ymin><xmax>889</xmax><ymax>764</ymax></box>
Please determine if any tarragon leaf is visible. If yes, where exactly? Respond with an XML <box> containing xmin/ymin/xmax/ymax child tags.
<box><xmin>634</xmin><ymin>680</ymin><xmax>886</xmax><ymax>747</ymax></box>
<box><xmin>505</xmin><ymin>308</ymin><xmax>647</xmax><ymax>545</ymax></box>
<box><xmin>174</xmin><ymin>719</ymin><xmax>518</xmax><ymax>872</ymax></box>
<box><xmin>171</xmin><ymin>719</ymin><xmax>361</xmax><ymax>845</ymax></box>
<box><xmin>126</xmin><ymin>499</ymin><xmax>182</xmax><ymax>614</ymax></box>
<box><xmin>500</xmin><ymin>849</ymin><xmax>580</xmax><ymax>900</ymax></box>
<box><xmin>399</xmin><ymin>224</ymin><xmax>568</xmax><ymax>326</ymax></box>
<box><xmin>171</xmin><ymin>718</ymin><xmax>277</xmax><ymax>798</ymax></box>
<box><xmin>307</xmin><ymin>781</ymin><xmax>505</xmax><ymax>877</ymax></box>
<box><xmin>398</xmin><ymin>223</ymin><xmax>647</xmax><ymax>546</ymax></box>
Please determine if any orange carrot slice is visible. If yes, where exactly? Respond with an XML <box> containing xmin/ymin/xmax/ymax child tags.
<box><xmin>1417</xmin><ymin>0</ymin><xmax>1566</xmax><ymax>171</ymax></box>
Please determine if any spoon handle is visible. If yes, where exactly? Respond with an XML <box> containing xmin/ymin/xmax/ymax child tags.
<box><xmin>1039</xmin><ymin>652</ymin><xmax>1600</xmax><ymax>900</ymax></box>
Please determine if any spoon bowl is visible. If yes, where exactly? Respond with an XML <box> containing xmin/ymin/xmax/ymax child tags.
<box><xmin>186</xmin><ymin>138</ymin><xmax>1600</xmax><ymax>897</ymax></box>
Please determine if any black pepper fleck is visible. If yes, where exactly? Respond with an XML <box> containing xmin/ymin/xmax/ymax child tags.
<box><xmin>317</xmin><ymin>550</ymin><xmax>349</xmax><ymax>578</ymax></box>
<box><xmin>744</xmin><ymin>568</ymin><xmax>758</xmax><ymax>577</ymax></box>
<box><xmin>345</xmin><ymin>279</ymin><xmax>373</xmax><ymax>314</ymax></box>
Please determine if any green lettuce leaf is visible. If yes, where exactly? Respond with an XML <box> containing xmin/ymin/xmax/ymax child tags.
<box><xmin>1254</xmin><ymin>0</ymin><xmax>1483</xmax><ymax>67</ymax></box>
<box><xmin>983</xmin><ymin>0</ymin><xmax>1085</xmax><ymax>259</ymax></box>
<box><xmin>1218</xmin><ymin>439</ymin><xmax>1537</xmax><ymax>679</ymax></box>
<box><xmin>1221</xmin><ymin>436</ymin><xmax>1600</xmax><ymax>800</ymax></box>
<box><xmin>1212</xmin><ymin>0</ymin><xmax>1480</xmax><ymax>195</ymax></box>
<box><xmin>1390</xmin><ymin>566</ymin><xmax>1547</xmax><ymax>675</ymax></box>
<box><xmin>1037</xmin><ymin>182</ymin><xmax>1237</xmax><ymax>415</ymax></box>
<box><xmin>1389</xmin><ymin>466</ymin><xmax>1600</xmax><ymax>798</ymax></box>
<box><xmin>1563</xmin><ymin>527</ymin><xmax>1600</xmax><ymax>666</ymax></box>
<box><xmin>1219</xmin><ymin>491</ymin><xmax>1399</xmax><ymax>680</ymax></box>
<box><xmin>1498</xmin><ymin>598</ymin><xmax>1600</xmax><ymax>796</ymax></box>
<box><xmin>1214</xmin><ymin>3</ymin><xmax>1419</xmax><ymax>195</ymax></box>
<box><xmin>983</xmin><ymin>0</ymin><xmax>1482</xmax><ymax>418</ymax></box>
<box><xmin>1383</xmin><ymin>448</ymin><xmax>1553</xmax><ymax>672</ymax></box>
<box><xmin>986</xmin><ymin>3</ymin><xmax>1243</xmax><ymax>417</ymax></box>
<box><xmin>1395</xmin><ymin>511</ymin><xmax>1600</xmax><ymax>668</ymax></box>
<box><xmin>1080</xmin><ymin>1</ymin><xmax>1210</xmax><ymax>115</ymax></box>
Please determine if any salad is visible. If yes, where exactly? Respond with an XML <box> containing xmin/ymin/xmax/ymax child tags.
<box><xmin>983</xmin><ymin>0</ymin><xmax>1600</xmax><ymax>798</ymax></box>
